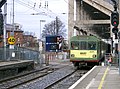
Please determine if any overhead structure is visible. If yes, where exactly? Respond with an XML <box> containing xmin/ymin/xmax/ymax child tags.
<box><xmin>68</xmin><ymin>0</ymin><xmax>115</xmax><ymax>40</ymax></box>
<box><xmin>0</xmin><ymin>0</ymin><xmax>6</xmax><ymax>8</ymax></box>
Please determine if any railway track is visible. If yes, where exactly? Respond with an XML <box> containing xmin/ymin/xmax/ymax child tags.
<box><xmin>0</xmin><ymin>66</ymin><xmax>54</xmax><ymax>89</ymax></box>
<box><xmin>46</xmin><ymin>68</ymin><xmax>89</xmax><ymax>89</ymax></box>
<box><xmin>0</xmin><ymin>59</ymin><xmax>91</xmax><ymax>89</ymax></box>
<box><xmin>13</xmin><ymin>66</ymin><xmax>76</xmax><ymax>89</ymax></box>
<box><xmin>13</xmin><ymin>66</ymin><xmax>90</xmax><ymax>89</ymax></box>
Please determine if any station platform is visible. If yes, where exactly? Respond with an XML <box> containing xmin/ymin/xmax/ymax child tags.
<box><xmin>69</xmin><ymin>66</ymin><xmax>120</xmax><ymax>89</ymax></box>
<box><xmin>0</xmin><ymin>60</ymin><xmax>34</xmax><ymax>80</ymax></box>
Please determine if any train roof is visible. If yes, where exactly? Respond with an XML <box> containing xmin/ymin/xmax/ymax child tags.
<box><xmin>70</xmin><ymin>35</ymin><xmax>101</xmax><ymax>41</ymax></box>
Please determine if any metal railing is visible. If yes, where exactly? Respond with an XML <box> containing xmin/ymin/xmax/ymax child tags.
<box><xmin>0</xmin><ymin>47</ymin><xmax>40</xmax><ymax>63</ymax></box>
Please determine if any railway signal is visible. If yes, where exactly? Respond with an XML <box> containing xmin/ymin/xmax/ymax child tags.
<box><xmin>111</xmin><ymin>11</ymin><xmax>119</xmax><ymax>27</ymax></box>
<box><xmin>111</xmin><ymin>11</ymin><xmax>119</xmax><ymax>34</ymax></box>
<box><xmin>57</xmin><ymin>36</ymin><xmax>63</xmax><ymax>50</ymax></box>
<box><xmin>112</xmin><ymin>27</ymin><xmax>118</xmax><ymax>33</ymax></box>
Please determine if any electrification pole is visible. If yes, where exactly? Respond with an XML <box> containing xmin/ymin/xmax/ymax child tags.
<box><xmin>3</xmin><ymin>1</ymin><xmax>7</xmax><ymax>61</ymax></box>
<box><xmin>56</xmin><ymin>17</ymin><xmax>59</xmax><ymax>35</ymax></box>
<box><xmin>0</xmin><ymin>0</ymin><xmax>7</xmax><ymax>61</ymax></box>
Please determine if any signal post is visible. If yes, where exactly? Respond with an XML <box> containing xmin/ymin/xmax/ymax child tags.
<box><xmin>111</xmin><ymin>9</ymin><xmax>119</xmax><ymax>64</ymax></box>
<box><xmin>111</xmin><ymin>0</ymin><xmax>120</xmax><ymax>74</ymax></box>
<box><xmin>118</xmin><ymin>0</ymin><xmax>120</xmax><ymax>75</ymax></box>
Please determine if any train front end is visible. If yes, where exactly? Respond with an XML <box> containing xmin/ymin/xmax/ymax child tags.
<box><xmin>70</xmin><ymin>36</ymin><xmax>100</xmax><ymax>67</ymax></box>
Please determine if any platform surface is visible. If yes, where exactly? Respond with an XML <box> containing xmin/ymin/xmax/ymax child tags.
<box><xmin>0</xmin><ymin>60</ymin><xmax>34</xmax><ymax>70</ymax></box>
<box><xmin>69</xmin><ymin>66</ymin><xmax>120</xmax><ymax>89</ymax></box>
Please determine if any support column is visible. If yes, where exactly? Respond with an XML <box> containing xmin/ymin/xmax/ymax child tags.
<box><xmin>68</xmin><ymin>0</ymin><xmax>74</xmax><ymax>41</ymax></box>
<box><xmin>75</xmin><ymin>0</ymin><xmax>81</xmax><ymax>35</ymax></box>
<box><xmin>76</xmin><ymin>0</ymin><xmax>80</xmax><ymax>22</ymax></box>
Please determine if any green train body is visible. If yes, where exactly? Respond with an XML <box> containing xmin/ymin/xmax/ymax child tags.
<box><xmin>70</xmin><ymin>35</ymin><xmax>110</xmax><ymax>67</ymax></box>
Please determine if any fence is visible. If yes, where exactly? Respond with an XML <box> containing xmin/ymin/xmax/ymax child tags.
<box><xmin>0</xmin><ymin>47</ymin><xmax>40</xmax><ymax>63</ymax></box>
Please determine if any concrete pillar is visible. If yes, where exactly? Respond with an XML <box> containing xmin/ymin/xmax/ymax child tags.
<box><xmin>76</xmin><ymin>0</ymin><xmax>80</xmax><ymax>22</ymax></box>
<box><xmin>68</xmin><ymin>0</ymin><xmax>74</xmax><ymax>41</ymax></box>
<box><xmin>80</xmin><ymin>0</ymin><xmax>83</xmax><ymax>28</ymax></box>
<box><xmin>68</xmin><ymin>0</ymin><xmax>75</xmax><ymax>54</ymax></box>
<box><xmin>76</xmin><ymin>0</ymin><xmax>89</xmax><ymax>30</ymax></box>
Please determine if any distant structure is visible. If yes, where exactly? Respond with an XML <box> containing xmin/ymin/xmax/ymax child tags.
<box><xmin>0</xmin><ymin>23</ymin><xmax>39</xmax><ymax>49</ymax></box>
<box><xmin>68</xmin><ymin>0</ymin><xmax>114</xmax><ymax>41</ymax></box>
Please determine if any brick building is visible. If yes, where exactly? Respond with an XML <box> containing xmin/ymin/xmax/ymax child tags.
<box><xmin>0</xmin><ymin>23</ymin><xmax>39</xmax><ymax>48</ymax></box>
<box><xmin>23</xmin><ymin>35</ymin><xmax>38</xmax><ymax>48</ymax></box>
<box><xmin>6</xmin><ymin>24</ymin><xmax>24</xmax><ymax>47</ymax></box>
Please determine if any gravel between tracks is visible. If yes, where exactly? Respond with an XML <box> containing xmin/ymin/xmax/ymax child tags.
<box><xmin>13</xmin><ymin>66</ymin><xmax>75</xmax><ymax>89</ymax></box>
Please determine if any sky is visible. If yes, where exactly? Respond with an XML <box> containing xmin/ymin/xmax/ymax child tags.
<box><xmin>3</xmin><ymin>0</ymin><xmax>68</xmax><ymax>39</ymax></box>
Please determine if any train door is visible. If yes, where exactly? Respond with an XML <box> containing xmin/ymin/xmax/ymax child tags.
<box><xmin>100</xmin><ymin>41</ymin><xmax>106</xmax><ymax>62</ymax></box>
<box><xmin>98</xmin><ymin>41</ymin><xmax>101</xmax><ymax>61</ymax></box>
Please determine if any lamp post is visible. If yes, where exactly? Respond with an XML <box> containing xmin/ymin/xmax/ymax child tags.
<box><xmin>40</xmin><ymin>20</ymin><xmax>46</xmax><ymax>39</ymax></box>
<box><xmin>39</xmin><ymin>20</ymin><xmax>45</xmax><ymax>66</ymax></box>
<box><xmin>39</xmin><ymin>20</ymin><xmax>45</xmax><ymax>52</ymax></box>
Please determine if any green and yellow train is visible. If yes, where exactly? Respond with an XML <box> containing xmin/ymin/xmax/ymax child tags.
<box><xmin>70</xmin><ymin>35</ymin><xmax>110</xmax><ymax>67</ymax></box>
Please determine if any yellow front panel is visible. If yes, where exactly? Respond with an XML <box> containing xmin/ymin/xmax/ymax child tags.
<box><xmin>70</xmin><ymin>50</ymin><xmax>97</xmax><ymax>58</ymax></box>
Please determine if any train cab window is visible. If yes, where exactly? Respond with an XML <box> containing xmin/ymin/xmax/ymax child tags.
<box><xmin>88</xmin><ymin>41</ymin><xmax>96</xmax><ymax>50</ymax></box>
<box><xmin>71</xmin><ymin>41</ymin><xmax>79</xmax><ymax>50</ymax></box>
<box><xmin>79</xmin><ymin>41</ymin><xmax>87</xmax><ymax>50</ymax></box>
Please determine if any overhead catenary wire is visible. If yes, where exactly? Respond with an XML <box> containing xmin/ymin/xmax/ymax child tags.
<box><xmin>8</xmin><ymin>0</ymin><xmax>57</xmax><ymax>18</ymax></box>
<box><xmin>9</xmin><ymin>0</ymin><xmax>71</xmax><ymax>32</ymax></box>
<box><xmin>14</xmin><ymin>0</ymin><xmax>55</xmax><ymax>18</ymax></box>
<box><xmin>14</xmin><ymin>0</ymin><xmax>68</xmax><ymax>24</ymax></box>
<box><xmin>9</xmin><ymin>0</ymin><xmax>74</xmax><ymax>30</ymax></box>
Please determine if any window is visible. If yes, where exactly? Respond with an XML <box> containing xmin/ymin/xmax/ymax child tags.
<box><xmin>71</xmin><ymin>41</ymin><xmax>79</xmax><ymax>50</ymax></box>
<box><xmin>88</xmin><ymin>41</ymin><xmax>96</xmax><ymax>50</ymax></box>
<box><xmin>79</xmin><ymin>41</ymin><xmax>87</xmax><ymax>50</ymax></box>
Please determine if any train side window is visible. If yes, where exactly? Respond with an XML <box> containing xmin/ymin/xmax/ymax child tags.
<box><xmin>71</xmin><ymin>41</ymin><xmax>79</xmax><ymax>50</ymax></box>
<box><xmin>88</xmin><ymin>41</ymin><xmax>96</xmax><ymax>50</ymax></box>
<box><xmin>79</xmin><ymin>41</ymin><xmax>87</xmax><ymax>50</ymax></box>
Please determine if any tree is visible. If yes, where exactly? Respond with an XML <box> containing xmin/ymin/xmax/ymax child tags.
<box><xmin>42</xmin><ymin>17</ymin><xmax>67</xmax><ymax>39</ymax></box>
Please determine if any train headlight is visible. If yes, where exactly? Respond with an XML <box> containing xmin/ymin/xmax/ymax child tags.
<box><xmin>71</xmin><ymin>54</ymin><xmax>75</xmax><ymax>57</ymax></box>
<box><xmin>101</xmin><ymin>50</ymin><xmax>104</xmax><ymax>54</ymax></box>
<box><xmin>92</xmin><ymin>54</ymin><xmax>96</xmax><ymax>58</ymax></box>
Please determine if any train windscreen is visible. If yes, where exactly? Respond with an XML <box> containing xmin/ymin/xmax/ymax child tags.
<box><xmin>88</xmin><ymin>41</ymin><xmax>96</xmax><ymax>50</ymax></box>
<box><xmin>71</xmin><ymin>41</ymin><xmax>96</xmax><ymax>50</ymax></box>
<box><xmin>79</xmin><ymin>41</ymin><xmax>87</xmax><ymax>50</ymax></box>
<box><xmin>71</xmin><ymin>41</ymin><xmax>79</xmax><ymax>50</ymax></box>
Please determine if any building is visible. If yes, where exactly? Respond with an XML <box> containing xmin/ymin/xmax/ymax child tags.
<box><xmin>23</xmin><ymin>35</ymin><xmax>39</xmax><ymax>49</ymax></box>
<box><xmin>6</xmin><ymin>23</ymin><xmax>24</xmax><ymax>47</ymax></box>
<box><xmin>0</xmin><ymin>23</ymin><xmax>39</xmax><ymax>49</ymax></box>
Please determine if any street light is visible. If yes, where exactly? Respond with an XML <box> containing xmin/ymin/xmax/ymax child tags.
<box><xmin>39</xmin><ymin>20</ymin><xmax>45</xmax><ymax>52</ymax></box>
<box><xmin>39</xmin><ymin>20</ymin><xmax>46</xmax><ymax>66</ymax></box>
<box><xmin>39</xmin><ymin>20</ymin><xmax>45</xmax><ymax>63</ymax></box>
<box><xmin>40</xmin><ymin>20</ymin><xmax>46</xmax><ymax>39</ymax></box>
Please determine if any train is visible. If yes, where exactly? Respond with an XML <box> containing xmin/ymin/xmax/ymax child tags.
<box><xmin>70</xmin><ymin>35</ymin><xmax>111</xmax><ymax>67</ymax></box>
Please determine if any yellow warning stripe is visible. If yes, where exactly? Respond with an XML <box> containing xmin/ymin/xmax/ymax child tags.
<box><xmin>98</xmin><ymin>66</ymin><xmax>109</xmax><ymax>89</ymax></box>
